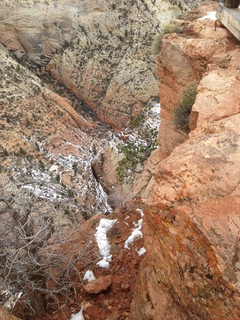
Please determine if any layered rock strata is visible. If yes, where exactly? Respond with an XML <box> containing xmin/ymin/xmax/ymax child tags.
<box><xmin>0</xmin><ymin>44</ymin><xmax>116</xmax><ymax>221</ymax></box>
<box><xmin>130</xmin><ymin>3</ymin><xmax>240</xmax><ymax>319</ymax></box>
<box><xmin>156</xmin><ymin>1</ymin><xmax>236</xmax><ymax>159</ymax></box>
<box><xmin>0</xmin><ymin>0</ymin><xmax>183</xmax><ymax>129</ymax></box>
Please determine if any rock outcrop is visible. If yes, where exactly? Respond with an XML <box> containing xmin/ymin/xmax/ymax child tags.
<box><xmin>131</xmin><ymin>202</ymin><xmax>240</xmax><ymax>319</ymax></box>
<box><xmin>47</xmin><ymin>0</ymin><xmax>181</xmax><ymax>130</ymax></box>
<box><xmin>0</xmin><ymin>0</ymin><xmax>184</xmax><ymax>130</ymax></box>
<box><xmin>84</xmin><ymin>275</ymin><xmax>112</xmax><ymax>294</ymax></box>
<box><xmin>0</xmin><ymin>0</ymin><xmax>85</xmax><ymax>62</ymax></box>
<box><xmin>130</xmin><ymin>2</ymin><xmax>240</xmax><ymax>319</ymax></box>
<box><xmin>156</xmin><ymin>1</ymin><xmax>236</xmax><ymax>159</ymax></box>
<box><xmin>0</xmin><ymin>44</ymin><xmax>116</xmax><ymax>219</ymax></box>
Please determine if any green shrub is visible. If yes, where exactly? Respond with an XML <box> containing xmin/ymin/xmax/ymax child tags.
<box><xmin>173</xmin><ymin>82</ymin><xmax>197</xmax><ymax>133</ymax></box>
<box><xmin>68</xmin><ymin>189</ymin><xmax>74</xmax><ymax>198</ymax></box>
<box><xmin>19</xmin><ymin>147</ymin><xmax>27</xmax><ymax>156</ymax></box>
<box><xmin>116</xmin><ymin>128</ymin><xmax>158</xmax><ymax>184</ymax></box>
<box><xmin>130</xmin><ymin>114</ymin><xmax>144</xmax><ymax>128</ymax></box>
<box><xmin>81</xmin><ymin>211</ymin><xmax>90</xmax><ymax>220</ymax></box>
<box><xmin>0</xmin><ymin>148</ymin><xmax>8</xmax><ymax>157</ymax></box>
<box><xmin>56</xmin><ymin>174</ymin><xmax>60</xmax><ymax>183</ymax></box>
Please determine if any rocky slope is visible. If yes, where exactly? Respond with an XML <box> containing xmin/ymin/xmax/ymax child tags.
<box><xmin>130</xmin><ymin>2</ymin><xmax>240</xmax><ymax>319</ymax></box>
<box><xmin>156</xmin><ymin>1</ymin><xmax>237</xmax><ymax>159</ymax></box>
<box><xmin>0</xmin><ymin>308</ymin><xmax>20</xmax><ymax>320</ymax></box>
<box><xmin>1</xmin><ymin>1</ymin><xmax>239</xmax><ymax>320</ymax></box>
<box><xmin>0</xmin><ymin>44</ymin><xmax>116</xmax><ymax>221</ymax></box>
<box><xmin>0</xmin><ymin>0</ymin><xmax>182</xmax><ymax>130</ymax></box>
<box><xmin>14</xmin><ymin>3</ymin><xmax>237</xmax><ymax>320</ymax></box>
<box><xmin>0</xmin><ymin>0</ymin><xmax>182</xmax><ymax>200</ymax></box>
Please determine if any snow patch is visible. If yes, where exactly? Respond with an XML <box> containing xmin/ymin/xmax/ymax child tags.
<box><xmin>136</xmin><ymin>247</ymin><xmax>147</xmax><ymax>256</ymax></box>
<box><xmin>70</xmin><ymin>306</ymin><xmax>85</xmax><ymax>320</ymax></box>
<box><xmin>144</xmin><ymin>103</ymin><xmax>161</xmax><ymax>130</ymax></box>
<box><xmin>97</xmin><ymin>183</ymin><xmax>113</xmax><ymax>213</ymax></box>
<box><xmin>96</xmin><ymin>260</ymin><xmax>111</xmax><ymax>268</ymax></box>
<box><xmin>124</xmin><ymin>209</ymin><xmax>145</xmax><ymax>250</ymax></box>
<box><xmin>95</xmin><ymin>218</ymin><xmax>117</xmax><ymax>268</ymax></box>
<box><xmin>136</xmin><ymin>208</ymin><xmax>144</xmax><ymax>217</ymax></box>
<box><xmin>49</xmin><ymin>165</ymin><xmax>59</xmax><ymax>172</ymax></box>
<box><xmin>124</xmin><ymin>222</ymin><xmax>143</xmax><ymax>250</ymax></box>
<box><xmin>83</xmin><ymin>270</ymin><xmax>96</xmax><ymax>282</ymax></box>
<box><xmin>198</xmin><ymin>11</ymin><xmax>217</xmax><ymax>21</ymax></box>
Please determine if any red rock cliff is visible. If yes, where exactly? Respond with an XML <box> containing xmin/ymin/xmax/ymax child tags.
<box><xmin>156</xmin><ymin>2</ymin><xmax>239</xmax><ymax>159</ymax></box>
<box><xmin>130</xmin><ymin>2</ymin><xmax>240</xmax><ymax>319</ymax></box>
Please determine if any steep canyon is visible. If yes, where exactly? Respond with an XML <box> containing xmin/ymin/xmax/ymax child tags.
<box><xmin>0</xmin><ymin>1</ymin><xmax>240</xmax><ymax>320</ymax></box>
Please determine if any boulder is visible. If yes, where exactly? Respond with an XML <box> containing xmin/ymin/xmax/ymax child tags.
<box><xmin>84</xmin><ymin>275</ymin><xmax>112</xmax><ymax>294</ymax></box>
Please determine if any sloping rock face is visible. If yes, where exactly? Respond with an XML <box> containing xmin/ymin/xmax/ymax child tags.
<box><xmin>131</xmin><ymin>202</ymin><xmax>240</xmax><ymax>319</ymax></box>
<box><xmin>0</xmin><ymin>44</ymin><xmax>116</xmax><ymax>220</ymax></box>
<box><xmin>0</xmin><ymin>0</ymin><xmax>184</xmax><ymax>130</ymax></box>
<box><xmin>130</xmin><ymin>3</ymin><xmax>240</xmax><ymax>319</ymax></box>
<box><xmin>156</xmin><ymin>1</ymin><xmax>234</xmax><ymax>159</ymax></box>
<box><xmin>0</xmin><ymin>0</ymin><xmax>86</xmax><ymax>62</ymax></box>
<box><xmin>47</xmin><ymin>0</ymin><xmax>181</xmax><ymax>130</ymax></box>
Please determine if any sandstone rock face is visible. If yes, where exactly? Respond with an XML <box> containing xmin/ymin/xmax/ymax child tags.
<box><xmin>131</xmin><ymin>204</ymin><xmax>240</xmax><ymax>320</ymax></box>
<box><xmin>0</xmin><ymin>44</ymin><xmax>119</xmax><ymax>221</ymax></box>
<box><xmin>47</xmin><ymin>0</ymin><xmax>182</xmax><ymax>130</ymax></box>
<box><xmin>156</xmin><ymin>2</ymin><xmax>233</xmax><ymax>159</ymax></box>
<box><xmin>0</xmin><ymin>0</ymin><xmax>86</xmax><ymax>62</ymax></box>
<box><xmin>1</xmin><ymin>1</ymin><xmax>239</xmax><ymax>319</ymax></box>
<box><xmin>0</xmin><ymin>0</ymin><xmax>184</xmax><ymax>130</ymax></box>
<box><xmin>130</xmin><ymin>3</ymin><xmax>240</xmax><ymax>319</ymax></box>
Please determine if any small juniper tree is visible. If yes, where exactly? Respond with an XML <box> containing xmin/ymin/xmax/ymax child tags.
<box><xmin>173</xmin><ymin>82</ymin><xmax>197</xmax><ymax>133</ymax></box>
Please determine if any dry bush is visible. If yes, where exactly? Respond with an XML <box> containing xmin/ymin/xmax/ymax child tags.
<box><xmin>0</xmin><ymin>178</ymin><xmax>99</xmax><ymax>318</ymax></box>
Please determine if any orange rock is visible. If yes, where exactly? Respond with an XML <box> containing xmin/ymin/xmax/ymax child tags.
<box><xmin>84</xmin><ymin>275</ymin><xmax>112</xmax><ymax>294</ymax></box>
<box><xmin>0</xmin><ymin>307</ymin><xmax>21</xmax><ymax>320</ymax></box>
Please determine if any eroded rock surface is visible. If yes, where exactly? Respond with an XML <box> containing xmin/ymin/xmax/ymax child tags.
<box><xmin>84</xmin><ymin>275</ymin><xmax>112</xmax><ymax>294</ymax></box>
<box><xmin>0</xmin><ymin>44</ymin><xmax>116</xmax><ymax>219</ymax></box>
<box><xmin>156</xmin><ymin>2</ymin><xmax>239</xmax><ymax>158</ymax></box>
<box><xmin>1</xmin><ymin>2</ymin><xmax>239</xmax><ymax>320</ymax></box>
<box><xmin>130</xmin><ymin>3</ymin><xmax>240</xmax><ymax>319</ymax></box>
<box><xmin>131</xmin><ymin>204</ymin><xmax>240</xmax><ymax>319</ymax></box>
<box><xmin>0</xmin><ymin>0</ymin><xmax>184</xmax><ymax>129</ymax></box>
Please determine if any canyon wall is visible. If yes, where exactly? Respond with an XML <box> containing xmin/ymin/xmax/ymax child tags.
<box><xmin>156</xmin><ymin>1</ymin><xmax>233</xmax><ymax>158</ymax></box>
<box><xmin>130</xmin><ymin>2</ymin><xmax>240</xmax><ymax>319</ymax></box>
<box><xmin>0</xmin><ymin>43</ymin><xmax>115</xmax><ymax>220</ymax></box>
<box><xmin>1</xmin><ymin>1</ymin><xmax>239</xmax><ymax>319</ymax></box>
<box><xmin>0</xmin><ymin>0</ymin><xmax>182</xmax><ymax>130</ymax></box>
<box><xmin>0</xmin><ymin>307</ymin><xmax>20</xmax><ymax>320</ymax></box>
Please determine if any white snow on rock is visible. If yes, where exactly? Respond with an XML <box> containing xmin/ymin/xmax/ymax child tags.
<box><xmin>96</xmin><ymin>260</ymin><xmax>111</xmax><ymax>268</ymax></box>
<box><xmin>144</xmin><ymin>103</ymin><xmax>161</xmax><ymax>129</ymax></box>
<box><xmin>95</xmin><ymin>218</ymin><xmax>117</xmax><ymax>268</ymax></box>
<box><xmin>49</xmin><ymin>165</ymin><xmax>59</xmax><ymax>172</ymax></box>
<box><xmin>198</xmin><ymin>11</ymin><xmax>217</xmax><ymax>21</ymax></box>
<box><xmin>97</xmin><ymin>183</ymin><xmax>113</xmax><ymax>213</ymax></box>
<box><xmin>136</xmin><ymin>247</ymin><xmax>147</xmax><ymax>256</ymax></box>
<box><xmin>124</xmin><ymin>209</ymin><xmax>145</xmax><ymax>250</ymax></box>
<box><xmin>70</xmin><ymin>305</ymin><xmax>85</xmax><ymax>320</ymax></box>
<box><xmin>83</xmin><ymin>270</ymin><xmax>96</xmax><ymax>282</ymax></box>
